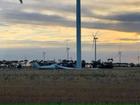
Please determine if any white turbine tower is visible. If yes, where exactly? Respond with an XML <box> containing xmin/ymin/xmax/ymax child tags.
<box><xmin>18</xmin><ymin>0</ymin><xmax>82</xmax><ymax>69</ymax></box>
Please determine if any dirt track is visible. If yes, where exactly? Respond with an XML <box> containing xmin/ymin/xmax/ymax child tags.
<box><xmin>0</xmin><ymin>67</ymin><xmax>140</xmax><ymax>103</ymax></box>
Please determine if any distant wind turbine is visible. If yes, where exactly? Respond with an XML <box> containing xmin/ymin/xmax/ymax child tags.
<box><xmin>66</xmin><ymin>40</ymin><xmax>71</xmax><ymax>60</ymax></box>
<box><xmin>138</xmin><ymin>56</ymin><xmax>140</xmax><ymax>65</ymax></box>
<box><xmin>92</xmin><ymin>32</ymin><xmax>101</xmax><ymax>62</ymax></box>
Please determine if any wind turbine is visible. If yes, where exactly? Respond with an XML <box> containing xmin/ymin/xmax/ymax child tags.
<box><xmin>18</xmin><ymin>0</ymin><xmax>82</xmax><ymax>68</ymax></box>
<box><xmin>92</xmin><ymin>32</ymin><xmax>100</xmax><ymax>62</ymax></box>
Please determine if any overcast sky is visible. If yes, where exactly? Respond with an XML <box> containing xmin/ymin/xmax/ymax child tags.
<box><xmin>0</xmin><ymin>0</ymin><xmax>140</xmax><ymax>63</ymax></box>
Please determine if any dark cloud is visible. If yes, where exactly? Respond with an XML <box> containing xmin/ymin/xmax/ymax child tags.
<box><xmin>2</xmin><ymin>10</ymin><xmax>75</xmax><ymax>27</ymax></box>
<box><xmin>1</xmin><ymin>0</ymin><xmax>140</xmax><ymax>33</ymax></box>
<box><xmin>2</xmin><ymin>10</ymin><xmax>140</xmax><ymax>33</ymax></box>
<box><xmin>119</xmin><ymin>38</ymin><xmax>140</xmax><ymax>41</ymax></box>
<box><xmin>95</xmin><ymin>12</ymin><xmax>140</xmax><ymax>22</ymax></box>
<box><xmin>83</xmin><ymin>21</ymin><xmax>140</xmax><ymax>33</ymax></box>
<box><xmin>3</xmin><ymin>40</ymin><xmax>65</xmax><ymax>46</ymax></box>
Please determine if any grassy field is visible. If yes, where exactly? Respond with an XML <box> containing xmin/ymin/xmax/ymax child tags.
<box><xmin>0</xmin><ymin>67</ymin><xmax>140</xmax><ymax>103</ymax></box>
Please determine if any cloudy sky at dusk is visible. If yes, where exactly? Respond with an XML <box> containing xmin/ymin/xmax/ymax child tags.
<box><xmin>0</xmin><ymin>0</ymin><xmax>140</xmax><ymax>63</ymax></box>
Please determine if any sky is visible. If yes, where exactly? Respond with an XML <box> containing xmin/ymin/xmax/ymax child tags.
<box><xmin>0</xmin><ymin>0</ymin><xmax>140</xmax><ymax>63</ymax></box>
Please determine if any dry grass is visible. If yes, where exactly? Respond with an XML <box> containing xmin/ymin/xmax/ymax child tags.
<box><xmin>0</xmin><ymin>67</ymin><xmax>140</xmax><ymax>103</ymax></box>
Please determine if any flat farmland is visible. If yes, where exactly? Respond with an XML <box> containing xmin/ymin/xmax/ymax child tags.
<box><xmin>0</xmin><ymin>67</ymin><xmax>140</xmax><ymax>103</ymax></box>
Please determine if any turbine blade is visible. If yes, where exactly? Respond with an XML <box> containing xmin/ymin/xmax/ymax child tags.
<box><xmin>19</xmin><ymin>0</ymin><xmax>23</xmax><ymax>4</ymax></box>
